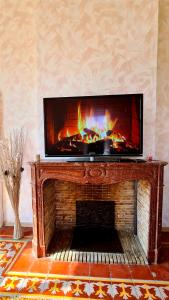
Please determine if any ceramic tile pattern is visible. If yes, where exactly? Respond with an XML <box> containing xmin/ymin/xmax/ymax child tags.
<box><xmin>0</xmin><ymin>227</ymin><xmax>169</xmax><ymax>299</ymax></box>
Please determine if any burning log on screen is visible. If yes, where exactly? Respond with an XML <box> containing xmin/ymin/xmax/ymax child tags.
<box><xmin>56</xmin><ymin>127</ymin><xmax>126</xmax><ymax>149</ymax></box>
<box><xmin>55</xmin><ymin>139</ymin><xmax>89</xmax><ymax>153</ymax></box>
<box><xmin>62</xmin><ymin>133</ymin><xmax>82</xmax><ymax>142</ymax></box>
<box><xmin>106</xmin><ymin>130</ymin><xmax>126</xmax><ymax>142</ymax></box>
<box><xmin>58</xmin><ymin>128</ymin><xmax>99</xmax><ymax>144</ymax></box>
<box><xmin>55</xmin><ymin>122</ymin><xmax>129</xmax><ymax>154</ymax></box>
<box><xmin>83</xmin><ymin>128</ymin><xmax>99</xmax><ymax>138</ymax></box>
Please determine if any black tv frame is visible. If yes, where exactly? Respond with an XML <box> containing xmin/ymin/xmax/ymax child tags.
<box><xmin>43</xmin><ymin>94</ymin><xmax>143</xmax><ymax>159</ymax></box>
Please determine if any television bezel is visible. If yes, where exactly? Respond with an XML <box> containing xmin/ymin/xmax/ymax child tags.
<box><xmin>43</xmin><ymin>94</ymin><xmax>143</xmax><ymax>158</ymax></box>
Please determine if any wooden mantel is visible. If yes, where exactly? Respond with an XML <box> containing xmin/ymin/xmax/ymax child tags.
<box><xmin>30</xmin><ymin>160</ymin><xmax>167</xmax><ymax>263</ymax></box>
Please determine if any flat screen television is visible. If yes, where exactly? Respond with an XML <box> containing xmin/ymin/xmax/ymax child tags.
<box><xmin>44</xmin><ymin>94</ymin><xmax>143</xmax><ymax>158</ymax></box>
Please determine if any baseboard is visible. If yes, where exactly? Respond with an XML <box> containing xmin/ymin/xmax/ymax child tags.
<box><xmin>2</xmin><ymin>224</ymin><xmax>169</xmax><ymax>230</ymax></box>
<box><xmin>161</xmin><ymin>228</ymin><xmax>169</xmax><ymax>245</ymax></box>
<box><xmin>1</xmin><ymin>224</ymin><xmax>169</xmax><ymax>244</ymax></box>
<box><xmin>162</xmin><ymin>227</ymin><xmax>169</xmax><ymax>232</ymax></box>
<box><xmin>2</xmin><ymin>222</ymin><xmax>33</xmax><ymax>228</ymax></box>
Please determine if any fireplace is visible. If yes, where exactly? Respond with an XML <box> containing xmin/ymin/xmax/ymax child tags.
<box><xmin>31</xmin><ymin>160</ymin><xmax>167</xmax><ymax>264</ymax></box>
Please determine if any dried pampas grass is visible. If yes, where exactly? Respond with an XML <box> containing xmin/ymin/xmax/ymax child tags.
<box><xmin>0</xmin><ymin>129</ymin><xmax>25</xmax><ymax>239</ymax></box>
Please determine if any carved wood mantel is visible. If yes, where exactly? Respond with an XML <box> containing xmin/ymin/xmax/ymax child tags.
<box><xmin>30</xmin><ymin>160</ymin><xmax>167</xmax><ymax>263</ymax></box>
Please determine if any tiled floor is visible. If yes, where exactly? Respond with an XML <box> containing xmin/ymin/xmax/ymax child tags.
<box><xmin>0</xmin><ymin>226</ymin><xmax>169</xmax><ymax>299</ymax></box>
<box><xmin>3</xmin><ymin>227</ymin><xmax>168</xmax><ymax>280</ymax></box>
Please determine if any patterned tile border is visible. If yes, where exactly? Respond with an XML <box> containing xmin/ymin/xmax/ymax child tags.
<box><xmin>0</xmin><ymin>239</ymin><xmax>169</xmax><ymax>300</ymax></box>
<box><xmin>0</xmin><ymin>276</ymin><xmax>169</xmax><ymax>299</ymax></box>
<box><xmin>0</xmin><ymin>239</ymin><xmax>27</xmax><ymax>276</ymax></box>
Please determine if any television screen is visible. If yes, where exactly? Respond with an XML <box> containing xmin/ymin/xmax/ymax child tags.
<box><xmin>44</xmin><ymin>94</ymin><xmax>143</xmax><ymax>157</ymax></box>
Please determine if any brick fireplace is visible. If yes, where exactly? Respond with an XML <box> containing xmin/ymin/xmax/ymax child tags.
<box><xmin>49</xmin><ymin>180</ymin><xmax>136</xmax><ymax>231</ymax></box>
<box><xmin>31</xmin><ymin>160</ymin><xmax>167</xmax><ymax>264</ymax></box>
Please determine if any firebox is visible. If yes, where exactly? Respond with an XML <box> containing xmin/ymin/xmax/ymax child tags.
<box><xmin>44</xmin><ymin>179</ymin><xmax>149</xmax><ymax>264</ymax></box>
<box><xmin>70</xmin><ymin>201</ymin><xmax>124</xmax><ymax>253</ymax></box>
<box><xmin>75</xmin><ymin>200</ymin><xmax>115</xmax><ymax>228</ymax></box>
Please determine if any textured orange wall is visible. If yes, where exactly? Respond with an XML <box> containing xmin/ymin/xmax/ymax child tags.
<box><xmin>156</xmin><ymin>0</ymin><xmax>169</xmax><ymax>227</ymax></box>
<box><xmin>0</xmin><ymin>0</ymin><xmax>39</xmax><ymax>224</ymax></box>
<box><xmin>0</xmin><ymin>93</ymin><xmax>3</xmax><ymax>226</ymax></box>
<box><xmin>0</xmin><ymin>0</ymin><xmax>168</xmax><ymax>226</ymax></box>
<box><xmin>37</xmin><ymin>0</ymin><xmax>158</xmax><ymax>157</ymax></box>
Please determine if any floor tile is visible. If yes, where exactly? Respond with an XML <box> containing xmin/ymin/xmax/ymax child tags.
<box><xmin>149</xmin><ymin>264</ymin><xmax>169</xmax><ymax>280</ymax></box>
<box><xmin>9</xmin><ymin>252</ymin><xmax>35</xmax><ymax>273</ymax></box>
<box><xmin>90</xmin><ymin>263</ymin><xmax>110</xmax><ymax>278</ymax></box>
<box><xmin>129</xmin><ymin>265</ymin><xmax>153</xmax><ymax>280</ymax></box>
<box><xmin>49</xmin><ymin>261</ymin><xmax>70</xmax><ymax>275</ymax></box>
<box><xmin>29</xmin><ymin>258</ymin><xmax>52</xmax><ymax>274</ymax></box>
<box><xmin>110</xmin><ymin>264</ymin><xmax>131</xmax><ymax>279</ymax></box>
<box><xmin>21</xmin><ymin>241</ymin><xmax>33</xmax><ymax>256</ymax></box>
<box><xmin>69</xmin><ymin>262</ymin><xmax>90</xmax><ymax>276</ymax></box>
<box><xmin>0</xmin><ymin>226</ymin><xmax>169</xmax><ymax>285</ymax></box>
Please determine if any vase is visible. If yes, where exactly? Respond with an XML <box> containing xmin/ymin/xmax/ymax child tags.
<box><xmin>13</xmin><ymin>213</ymin><xmax>23</xmax><ymax>239</ymax></box>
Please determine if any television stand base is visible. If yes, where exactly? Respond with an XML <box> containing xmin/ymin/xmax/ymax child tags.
<box><xmin>87</xmin><ymin>157</ymin><xmax>147</xmax><ymax>163</ymax></box>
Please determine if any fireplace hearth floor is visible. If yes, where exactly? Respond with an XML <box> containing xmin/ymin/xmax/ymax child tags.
<box><xmin>71</xmin><ymin>227</ymin><xmax>123</xmax><ymax>253</ymax></box>
<box><xmin>47</xmin><ymin>229</ymin><xmax>148</xmax><ymax>265</ymax></box>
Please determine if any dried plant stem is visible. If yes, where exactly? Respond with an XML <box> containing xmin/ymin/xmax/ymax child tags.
<box><xmin>14</xmin><ymin>213</ymin><xmax>22</xmax><ymax>240</ymax></box>
<box><xmin>0</xmin><ymin>129</ymin><xmax>25</xmax><ymax>239</ymax></box>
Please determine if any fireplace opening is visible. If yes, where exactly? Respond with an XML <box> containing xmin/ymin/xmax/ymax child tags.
<box><xmin>45</xmin><ymin>180</ymin><xmax>149</xmax><ymax>264</ymax></box>
<box><xmin>70</xmin><ymin>201</ymin><xmax>123</xmax><ymax>253</ymax></box>
<box><xmin>75</xmin><ymin>200</ymin><xmax>115</xmax><ymax>228</ymax></box>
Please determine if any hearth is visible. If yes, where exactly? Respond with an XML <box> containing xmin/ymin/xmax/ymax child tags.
<box><xmin>71</xmin><ymin>227</ymin><xmax>123</xmax><ymax>253</ymax></box>
<box><xmin>30</xmin><ymin>160</ymin><xmax>167</xmax><ymax>264</ymax></box>
<box><xmin>47</xmin><ymin>228</ymin><xmax>147</xmax><ymax>264</ymax></box>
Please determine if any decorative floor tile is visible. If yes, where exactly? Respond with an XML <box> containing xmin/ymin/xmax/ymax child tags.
<box><xmin>1</xmin><ymin>276</ymin><xmax>169</xmax><ymax>299</ymax></box>
<box><xmin>0</xmin><ymin>239</ymin><xmax>27</xmax><ymax>276</ymax></box>
<box><xmin>0</xmin><ymin>227</ymin><xmax>169</xmax><ymax>299</ymax></box>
